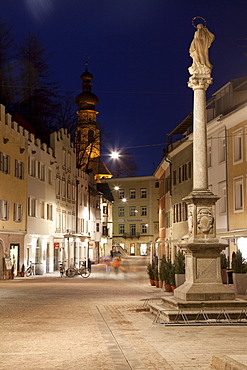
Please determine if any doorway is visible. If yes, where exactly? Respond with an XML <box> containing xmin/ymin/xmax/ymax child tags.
<box><xmin>10</xmin><ymin>244</ymin><xmax>20</xmax><ymax>274</ymax></box>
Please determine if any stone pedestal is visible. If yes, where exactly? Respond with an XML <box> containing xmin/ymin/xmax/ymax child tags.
<box><xmin>174</xmin><ymin>191</ymin><xmax>235</xmax><ymax>301</ymax></box>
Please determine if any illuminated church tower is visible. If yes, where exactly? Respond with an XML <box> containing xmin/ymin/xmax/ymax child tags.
<box><xmin>75</xmin><ymin>62</ymin><xmax>112</xmax><ymax>181</ymax></box>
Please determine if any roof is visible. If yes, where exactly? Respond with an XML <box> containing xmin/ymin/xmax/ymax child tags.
<box><xmin>97</xmin><ymin>183</ymin><xmax>114</xmax><ymax>202</ymax></box>
<box><xmin>88</xmin><ymin>156</ymin><xmax>112</xmax><ymax>176</ymax></box>
<box><xmin>167</xmin><ymin>113</ymin><xmax>193</xmax><ymax>136</ymax></box>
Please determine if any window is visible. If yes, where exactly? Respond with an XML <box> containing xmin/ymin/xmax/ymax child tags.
<box><xmin>119</xmin><ymin>224</ymin><xmax>125</xmax><ymax>234</ymax></box>
<box><xmin>72</xmin><ymin>183</ymin><xmax>75</xmax><ymax>202</ymax></box>
<box><xmin>40</xmin><ymin>200</ymin><xmax>45</xmax><ymax>219</ymax></box>
<box><xmin>62</xmin><ymin>178</ymin><xmax>66</xmax><ymax>199</ymax></box>
<box><xmin>130</xmin><ymin>224</ymin><xmax>136</xmax><ymax>236</ymax></box>
<box><xmin>165</xmin><ymin>176</ymin><xmax>170</xmax><ymax>193</ymax></box>
<box><xmin>28</xmin><ymin>157</ymin><xmax>36</xmax><ymax>177</ymax></box>
<box><xmin>15</xmin><ymin>160</ymin><xmax>24</xmax><ymax>179</ymax></box>
<box><xmin>218</xmin><ymin>182</ymin><xmax>227</xmax><ymax>214</ymax></box>
<box><xmin>103</xmin><ymin>205</ymin><xmax>108</xmax><ymax>215</ymax></box>
<box><xmin>182</xmin><ymin>202</ymin><xmax>187</xmax><ymax>221</ymax></box>
<box><xmin>140</xmin><ymin>188</ymin><xmax>147</xmax><ymax>198</ymax></box>
<box><xmin>56</xmin><ymin>209</ymin><xmax>61</xmax><ymax>232</ymax></box>
<box><xmin>178</xmin><ymin>167</ymin><xmax>182</xmax><ymax>183</ymax></box>
<box><xmin>62</xmin><ymin>148</ymin><xmax>66</xmax><ymax>168</ymax></box>
<box><xmin>38</xmin><ymin>162</ymin><xmax>45</xmax><ymax>181</ymax></box>
<box><xmin>118</xmin><ymin>207</ymin><xmax>124</xmax><ymax>217</ymax></box>
<box><xmin>129</xmin><ymin>189</ymin><xmax>136</xmax><ymax>199</ymax></box>
<box><xmin>48</xmin><ymin>169</ymin><xmax>52</xmax><ymax>185</ymax></box>
<box><xmin>119</xmin><ymin>189</ymin><xmax>125</xmax><ymax>199</ymax></box>
<box><xmin>233</xmin><ymin>130</ymin><xmax>243</xmax><ymax>163</ymax></box>
<box><xmin>165</xmin><ymin>211</ymin><xmax>171</xmax><ymax>228</ymax></box>
<box><xmin>0</xmin><ymin>152</ymin><xmax>10</xmax><ymax>174</ymax></box>
<box><xmin>96</xmin><ymin>223</ymin><xmax>100</xmax><ymax>232</ymax></box>
<box><xmin>173</xmin><ymin>170</ymin><xmax>177</xmax><ymax>186</ymax></box>
<box><xmin>0</xmin><ymin>199</ymin><xmax>9</xmax><ymax>220</ymax></box>
<box><xmin>141</xmin><ymin>206</ymin><xmax>147</xmax><ymax>216</ymax></box>
<box><xmin>67</xmin><ymin>152</ymin><xmax>71</xmax><ymax>171</ymax></box>
<box><xmin>234</xmin><ymin>178</ymin><xmax>243</xmax><ymax>212</ymax></box>
<box><xmin>141</xmin><ymin>224</ymin><xmax>147</xmax><ymax>234</ymax></box>
<box><xmin>28</xmin><ymin>197</ymin><xmax>37</xmax><ymax>217</ymax></box>
<box><xmin>102</xmin><ymin>226</ymin><xmax>108</xmax><ymax>236</ymax></box>
<box><xmin>219</xmin><ymin>135</ymin><xmax>226</xmax><ymax>163</ymax></box>
<box><xmin>14</xmin><ymin>203</ymin><xmax>23</xmax><ymax>222</ymax></box>
<box><xmin>129</xmin><ymin>206</ymin><xmax>136</xmax><ymax>216</ymax></box>
<box><xmin>67</xmin><ymin>181</ymin><xmax>71</xmax><ymax>200</ymax></box>
<box><xmin>155</xmin><ymin>181</ymin><xmax>159</xmax><ymax>188</ymax></box>
<box><xmin>56</xmin><ymin>176</ymin><xmax>61</xmax><ymax>198</ymax></box>
<box><xmin>47</xmin><ymin>203</ymin><xmax>53</xmax><ymax>220</ymax></box>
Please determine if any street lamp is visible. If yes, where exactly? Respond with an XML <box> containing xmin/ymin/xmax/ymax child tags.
<box><xmin>110</xmin><ymin>151</ymin><xmax>120</xmax><ymax>159</ymax></box>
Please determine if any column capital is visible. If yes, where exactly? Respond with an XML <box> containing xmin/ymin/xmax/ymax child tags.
<box><xmin>188</xmin><ymin>75</ymin><xmax>213</xmax><ymax>91</ymax></box>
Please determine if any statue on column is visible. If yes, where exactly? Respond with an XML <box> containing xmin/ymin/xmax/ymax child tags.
<box><xmin>188</xmin><ymin>17</ymin><xmax>215</xmax><ymax>75</ymax></box>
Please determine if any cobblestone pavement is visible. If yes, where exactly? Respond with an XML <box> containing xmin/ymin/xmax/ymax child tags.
<box><xmin>0</xmin><ymin>264</ymin><xmax>247</xmax><ymax>370</ymax></box>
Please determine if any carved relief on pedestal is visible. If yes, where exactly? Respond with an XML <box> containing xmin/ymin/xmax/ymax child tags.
<box><xmin>187</xmin><ymin>205</ymin><xmax>194</xmax><ymax>235</ymax></box>
<box><xmin>197</xmin><ymin>207</ymin><xmax>214</xmax><ymax>234</ymax></box>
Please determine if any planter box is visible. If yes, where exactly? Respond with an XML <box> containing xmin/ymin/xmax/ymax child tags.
<box><xmin>35</xmin><ymin>264</ymin><xmax>44</xmax><ymax>275</ymax></box>
<box><xmin>233</xmin><ymin>273</ymin><xmax>247</xmax><ymax>295</ymax></box>
<box><xmin>175</xmin><ymin>274</ymin><xmax>185</xmax><ymax>287</ymax></box>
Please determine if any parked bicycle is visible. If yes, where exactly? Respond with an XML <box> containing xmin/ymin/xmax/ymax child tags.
<box><xmin>25</xmin><ymin>261</ymin><xmax>34</xmax><ymax>277</ymax></box>
<box><xmin>66</xmin><ymin>263</ymin><xmax>91</xmax><ymax>278</ymax></box>
<box><xmin>59</xmin><ymin>262</ymin><xmax>66</xmax><ymax>277</ymax></box>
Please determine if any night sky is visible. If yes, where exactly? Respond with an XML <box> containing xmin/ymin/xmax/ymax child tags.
<box><xmin>1</xmin><ymin>0</ymin><xmax>247</xmax><ymax>176</ymax></box>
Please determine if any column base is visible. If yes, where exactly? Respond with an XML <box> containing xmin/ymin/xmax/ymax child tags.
<box><xmin>174</xmin><ymin>281</ymin><xmax>235</xmax><ymax>301</ymax></box>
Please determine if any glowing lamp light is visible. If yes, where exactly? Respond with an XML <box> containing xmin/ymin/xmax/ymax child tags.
<box><xmin>111</xmin><ymin>151</ymin><xmax>120</xmax><ymax>159</ymax></box>
<box><xmin>114</xmin><ymin>186</ymin><xmax>120</xmax><ymax>191</ymax></box>
<box><xmin>122</xmin><ymin>198</ymin><xmax>127</xmax><ymax>203</ymax></box>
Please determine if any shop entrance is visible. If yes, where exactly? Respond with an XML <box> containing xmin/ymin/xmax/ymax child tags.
<box><xmin>10</xmin><ymin>244</ymin><xmax>20</xmax><ymax>274</ymax></box>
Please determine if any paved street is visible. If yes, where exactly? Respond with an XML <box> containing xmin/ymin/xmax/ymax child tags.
<box><xmin>1</xmin><ymin>264</ymin><xmax>247</xmax><ymax>370</ymax></box>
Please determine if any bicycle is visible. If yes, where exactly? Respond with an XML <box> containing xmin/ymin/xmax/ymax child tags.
<box><xmin>25</xmin><ymin>261</ymin><xmax>34</xmax><ymax>277</ymax></box>
<box><xmin>66</xmin><ymin>264</ymin><xmax>91</xmax><ymax>278</ymax></box>
<box><xmin>59</xmin><ymin>262</ymin><xmax>66</xmax><ymax>277</ymax></box>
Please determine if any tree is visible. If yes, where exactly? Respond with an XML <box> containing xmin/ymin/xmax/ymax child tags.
<box><xmin>56</xmin><ymin>91</ymin><xmax>77</xmax><ymax>136</ymax></box>
<box><xmin>108</xmin><ymin>151</ymin><xmax>138</xmax><ymax>177</ymax></box>
<box><xmin>13</xmin><ymin>33</ymin><xmax>61</xmax><ymax>141</ymax></box>
<box><xmin>0</xmin><ymin>18</ymin><xmax>16</xmax><ymax>108</ymax></box>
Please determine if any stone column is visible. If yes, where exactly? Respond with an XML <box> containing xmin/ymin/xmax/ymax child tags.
<box><xmin>189</xmin><ymin>76</ymin><xmax>212</xmax><ymax>191</ymax></box>
<box><xmin>173</xmin><ymin>23</ymin><xmax>235</xmax><ymax>302</ymax></box>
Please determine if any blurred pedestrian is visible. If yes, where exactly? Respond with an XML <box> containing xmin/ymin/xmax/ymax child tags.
<box><xmin>112</xmin><ymin>258</ymin><xmax>120</xmax><ymax>274</ymax></box>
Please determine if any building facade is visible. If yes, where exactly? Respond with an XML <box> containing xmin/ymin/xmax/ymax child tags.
<box><xmin>105</xmin><ymin>176</ymin><xmax>159</xmax><ymax>256</ymax></box>
<box><xmin>0</xmin><ymin>105</ymin><xmax>28</xmax><ymax>278</ymax></box>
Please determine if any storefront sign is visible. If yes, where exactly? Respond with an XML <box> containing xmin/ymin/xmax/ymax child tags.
<box><xmin>54</xmin><ymin>243</ymin><xmax>60</xmax><ymax>249</ymax></box>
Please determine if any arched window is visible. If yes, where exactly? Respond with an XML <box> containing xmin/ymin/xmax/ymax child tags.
<box><xmin>88</xmin><ymin>130</ymin><xmax>94</xmax><ymax>143</ymax></box>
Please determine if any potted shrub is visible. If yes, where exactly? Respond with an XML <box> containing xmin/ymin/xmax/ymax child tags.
<box><xmin>232</xmin><ymin>250</ymin><xmax>247</xmax><ymax>295</ymax></box>
<box><xmin>153</xmin><ymin>265</ymin><xmax>160</xmax><ymax>288</ymax></box>
<box><xmin>160</xmin><ymin>256</ymin><xmax>172</xmax><ymax>292</ymax></box>
<box><xmin>170</xmin><ymin>263</ymin><xmax>176</xmax><ymax>291</ymax></box>
<box><xmin>147</xmin><ymin>263</ymin><xmax>155</xmax><ymax>286</ymax></box>
<box><xmin>20</xmin><ymin>264</ymin><xmax>25</xmax><ymax>277</ymax></box>
<box><xmin>174</xmin><ymin>250</ymin><xmax>185</xmax><ymax>287</ymax></box>
<box><xmin>220</xmin><ymin>252</ymin><xmax>228</xmax><ymax>284</ymax></box>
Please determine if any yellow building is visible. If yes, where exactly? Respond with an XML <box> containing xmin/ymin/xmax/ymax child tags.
<box><xmin>0</xmin><ymin>105</ymin><xmax>28</xmax><ymax>278</ymax></box>
<box><xmin>226</xmin><ymin>105</ymin><xmax>247</xmax><ymax>260</ymax></box>
<box><xmin>105</xmin><ymin>176</ymin><xmax>159</xmax><ymax>256</ymax></box>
